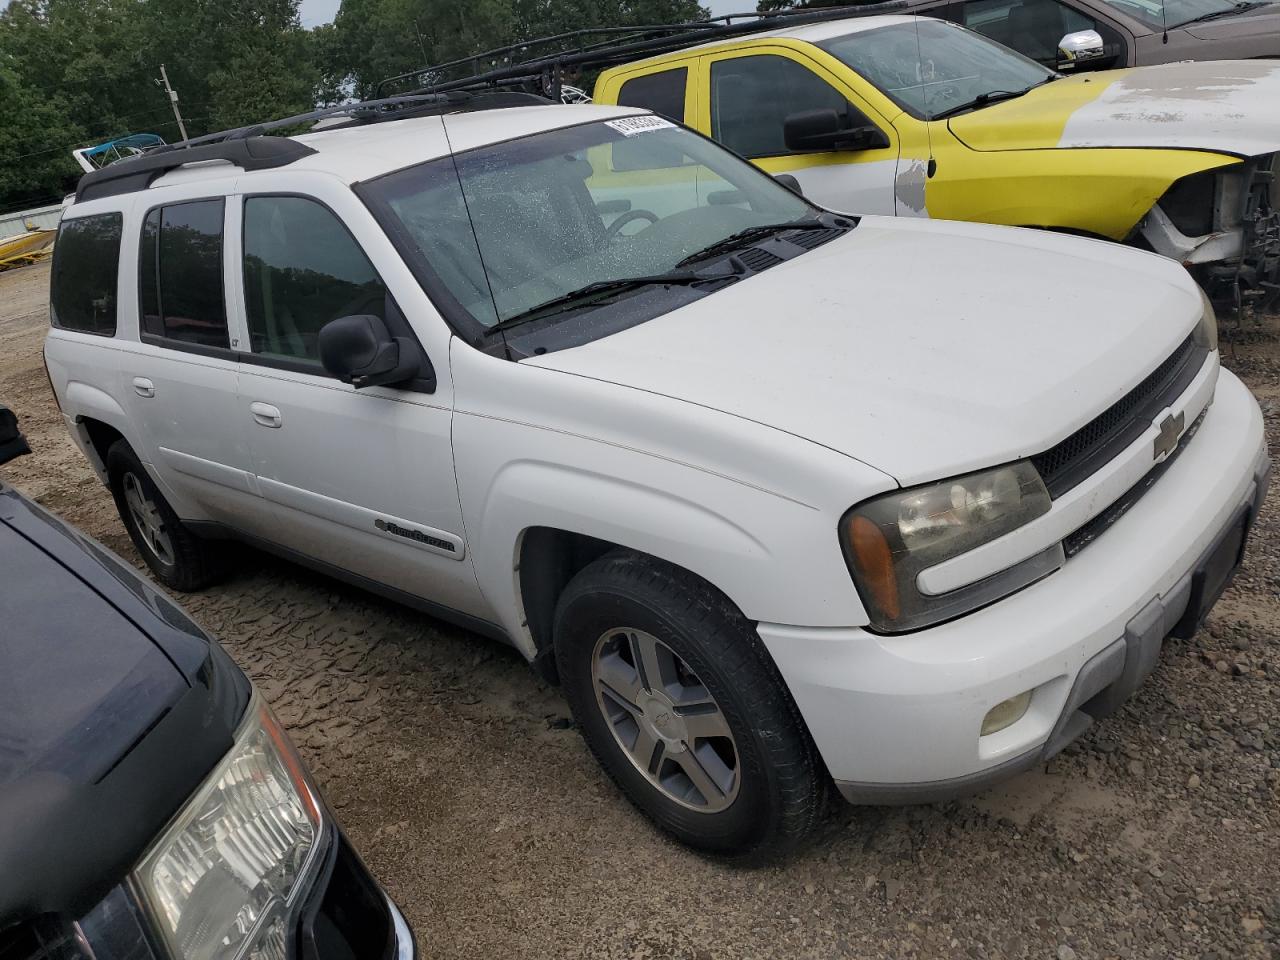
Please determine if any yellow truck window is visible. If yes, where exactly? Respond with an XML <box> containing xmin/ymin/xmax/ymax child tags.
<box><xmin>709</xmin><ymin>55</ymin><xmax>852</xmax><ymax>160</ymax></box>
<box><xmin>617</xmin><ymin>68</ymin><xmax>689</xmax><ymax>122</ymax></box>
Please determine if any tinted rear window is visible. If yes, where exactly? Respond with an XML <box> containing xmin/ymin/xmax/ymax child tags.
<box><xmin>616</xmin><ymin>68</ymin><xmax>688</xmax><ymax>122</ymax></box>
<box><xmin>50</xmin><ymin>213</ymin><xmax>123</xmax><ymax>335</ymax></box>
<box><xmin>140</xmin><ymin>199</ymin><xmax>229</xmax><ymax>349</ymax></box>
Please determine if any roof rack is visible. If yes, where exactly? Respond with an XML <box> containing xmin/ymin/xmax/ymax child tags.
<box><xmin>374</xmin><ymin>1</ymin><xmax>908</xmax><ymax>100</ymax></box>
<box><xmin>76</xmin><ymin>137</ymin><xmax>316</xmax><ymax>202</ymax></box>
<box><xmin>74</xmin><ymin>90</ymin><xmax>547</xmax><ymax>202</ymax></box>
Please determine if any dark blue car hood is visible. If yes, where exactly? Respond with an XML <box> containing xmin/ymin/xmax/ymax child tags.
<box><xmin>0</xmin><ymin>520</ymin><xmax>187</xmax><ymax>786</ymax></box>
<box><xmin>0</xmin><ymin>482</ymin><xmax>250</xmax><ymax>926</ymax></box>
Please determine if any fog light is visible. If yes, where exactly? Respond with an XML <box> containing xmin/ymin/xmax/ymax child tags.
<box><xmin>981</xmin><ymin>691</ymin><xmax>1032</xmax><ymax>736</ymax></box>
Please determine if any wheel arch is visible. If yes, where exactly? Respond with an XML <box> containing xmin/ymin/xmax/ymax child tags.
<box><xmin>472</xmin><ymin>454</ymin><xmax>855</xmax><ymax>654</ymax></box>
<box><xmin>516</xmin><ymin>527</ymin><xmax>762</xmax><ymax>685</ymax></box>
<box><xmin>79</xmin><ymin>416</ymin><xmax>126</xmax><ymax>474</ymax></box>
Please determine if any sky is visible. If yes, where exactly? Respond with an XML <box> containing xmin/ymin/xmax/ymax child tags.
<box><xmin>299</xmin><ymin>0</ymin><xmax>746</xmax><ymax>27</ymax></box>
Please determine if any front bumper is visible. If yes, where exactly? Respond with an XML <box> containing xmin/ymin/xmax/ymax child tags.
<box><xmin>65</xmin><ymin>823</ymin><xmax>414</xmax><ymax>960</ymax></box>
<box><xmin>758</xmin><ymin>369</ymin><xmax>1269</xmax><ymax>801</ymax></box>
<box><xmin>294</xmin><ymin>823</ymin><xmax>416</xmax><ymax>960</ymax></box>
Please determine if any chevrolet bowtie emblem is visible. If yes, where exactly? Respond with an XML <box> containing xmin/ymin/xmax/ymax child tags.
<box><xmin>1153</xmin><ymin>411</ymin><xmax>1185</xmax><ymax>461</ymax></box>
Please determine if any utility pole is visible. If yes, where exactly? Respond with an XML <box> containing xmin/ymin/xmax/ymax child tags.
<box><xmin>413</xmin><ymin>19</ymin><xmax>429</xmax><ymax>63</ymax></box>
<box><xmin>158</xmin><ymin>64</ymin><xmax>189</xmax><ymax>143</ymax></box>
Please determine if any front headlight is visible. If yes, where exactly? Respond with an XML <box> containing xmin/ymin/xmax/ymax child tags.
<box><xmin>1194</xmin><ymin>285</ymin><xmax>1218</xmax><ymax>352</ymax></box>
<box><xmin>841</xmin><ymin>461</ymin><xmax>1057</xmax><ymax>632</ymax></box>
<box><xmin>136</xmin><ymin>695</ymin><xmax>322</xmax><ymax>960</ymax></box>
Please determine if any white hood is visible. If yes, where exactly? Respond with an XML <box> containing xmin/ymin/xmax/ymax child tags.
<box><xmin>525</xmin><ymin>218</ymin><xmax>1203</xmax><ymax>486</ymax></box>
<box><xmin>950</xmin><ymin>60</ymin><xmax>1280</xmax><ymax>159</ymax></box>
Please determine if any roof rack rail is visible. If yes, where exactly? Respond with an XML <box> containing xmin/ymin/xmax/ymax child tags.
<box><xmin>73</xmin><ymin>90</ymin><xmax>542</xmax><ymax>202</ymax></box>
<box><xmin>375</xmin><ymin>1</ymin><xmax>908</xmax><ymax>100</ymax></box>
<box><xmin>76</xmin><ymin>137</ymin><xmax>316</xmax><ymax>202</ymax></box>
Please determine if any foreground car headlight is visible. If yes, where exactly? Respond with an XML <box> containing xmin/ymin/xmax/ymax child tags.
<box><xmin>136</xmin><ymin>695</ymin><xmax>322</xmax><ymax>960</ymax></box>
<box><xmin>841</xmin><ymin>462</ymin><xmax>1057</xmax><ymax>632</ymax></box>
<box><xmin>1194</xmin><ymin>286</ymin><xmax>1218</xmax><ymax>352</ymax></box>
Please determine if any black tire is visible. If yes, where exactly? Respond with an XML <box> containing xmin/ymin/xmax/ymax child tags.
<box><xmin>554</xmin><ymin>550</ymin><xmax>827</xmax><ymax>863</ymax></box>
<box><xmin>106</xmin><ymin>439</ymin><xmax>228</xmax><ymax>591</ymax></box>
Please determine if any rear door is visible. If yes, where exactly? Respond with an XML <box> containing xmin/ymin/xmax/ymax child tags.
<box><xmin>696</xmin><ymin>47</ymin><xmax>899</xmax><ymax>215</ymax></box>
<box><xmin>229</xmin><ymin>179</ymin><xmax>485</xmax><ymax>618</ymax></box>
<box><xmin>116</xmin><ymin>187</ymin><xmax>255</xmax><ymax>525</ymax></box>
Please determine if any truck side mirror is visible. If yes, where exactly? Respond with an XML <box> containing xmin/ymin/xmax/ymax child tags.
<box><xmin>0</xmin><ymin>406</ymin><xmax>31</xmax><ymax>467</ymax></box>
<box><xmin>1057</xmin><ymin>29</ymin><xmax>1108</xmax><ymax>69</ymax></box>
<box><xmin>784</xmin><ymin>108</ymin><xmax>890</xmax><ymax>153</ymax></box>
<box><xmin>319</xmin><ymin>315</ymin><xmax>419</xmax><ymax>389</ymax></box>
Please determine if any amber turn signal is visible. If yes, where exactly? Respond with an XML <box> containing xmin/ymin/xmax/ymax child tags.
<box><xmin>848</xmin><ymin>515</ymin><xmax>900</xmax><ymax>623</ymax></box>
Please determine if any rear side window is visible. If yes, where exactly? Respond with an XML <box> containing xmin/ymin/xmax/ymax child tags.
<box><xmin>616</xmin><ymin>68</ymin><xmax>688</xmax><ymax>122</ymax></box>
<box><xmin>139</xmin><ymin>199</ymin><xmax>229</xmax><ymax>349</ymax></box>
<box><xmin>242</xmin><ymin>196</ymin><xmax>387</xmax><ymax>363</ymax></box>
<box><xmin>50</xmin><ymin>213</ymin><xmax>123</xmax><ymax>335</ymax></box>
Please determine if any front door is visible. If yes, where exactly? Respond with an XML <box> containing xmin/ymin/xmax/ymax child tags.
<box><xmin>698</xmin><ymin>48</ymin><xmax>899</xmax><ymax>216</ymax></box>
<box><xmin>230</xmin><ymin>187</ymin><xmax>485</xmax><ymax>618</ymax></box>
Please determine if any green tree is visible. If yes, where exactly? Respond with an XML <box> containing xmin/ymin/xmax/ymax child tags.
<box><xmin>0</xmin><ymin>62</ymin><xmax>83</xmax><ymax>210</ymax></box>
<box><xmin>0</xmin><ymin>0</ymin><xmax>319</xmax><ymax>209</ymax></box>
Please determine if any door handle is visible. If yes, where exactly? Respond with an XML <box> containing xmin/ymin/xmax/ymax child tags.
<box><xmin>132</xmin><ymin>377</ymin><xmax>155</xmax><ymax>399</ymax></box>
<box><xmin>250</xmin><ymin>402</ymin><xmax>282</xmax><ymax>429</ymax></box>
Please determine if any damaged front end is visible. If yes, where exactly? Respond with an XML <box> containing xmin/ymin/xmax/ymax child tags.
<box><xmin>1139</xmin><ymin>154</ymin><xmax>1280</xmax><ymax>317</ymax></box>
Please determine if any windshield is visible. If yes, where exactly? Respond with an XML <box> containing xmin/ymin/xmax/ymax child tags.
<box><xmin>1095</xmin><ymin>0</ymin><xmax>1265</xmax><ymax>27</ymax></box>
<box><xmin>819</xmin><ymin>20</ymin><xmax>1055</xmax><ymax>120</ymax></box>
<box><xmin>362</xmin><ymin>117</ymin><xmax>811</xmax><ymax>330</ymax></box>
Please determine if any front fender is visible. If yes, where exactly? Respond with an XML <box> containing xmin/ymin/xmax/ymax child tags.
<box><xmin>450</xmin><ymin>345</ymin><xmax>894</xmax><ymax>658</ymax></box>
<box><xmin>925</xmin><ymin>140</ymin><xmax>1239</xmax><ymax>241</ymax></box>
<box><xmin>462</xmin><ymin>443</ymin><xmax>870</xmax><ymax>659</ymax></box>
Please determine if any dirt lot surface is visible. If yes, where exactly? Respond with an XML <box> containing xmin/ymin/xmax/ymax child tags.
<box><xmin>3</xmin><ymin>260</ymin><xmax>1278</xmax><ymax>959</ymax></box>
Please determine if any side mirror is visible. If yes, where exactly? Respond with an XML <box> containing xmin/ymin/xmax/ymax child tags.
<box><xmin>784</xmin><ymin>108</ymin><xmax>890</xmax><ymax>153</ymax></box>
<box><xmin>0</xmin><ymin>406</ymin><xmax>31</xmax><ymax>467</ymax></box>
<box><xmin>774</xmin><ymin>174</ymin><xmax>803</xmax><ymax>196</ymax></box>
<box><xmin>1057</xmin><ymin>29</ymin><xmax>1107</xmax><ymax>69</ymax></box>
<box><xmin>318</xmin><ymin>315</ymin><xmax>419</xmax><ymax>389</ymax></box>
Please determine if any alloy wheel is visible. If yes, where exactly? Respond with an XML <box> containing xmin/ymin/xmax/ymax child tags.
<box><xmin>123</xmin><ymin>471</ymin><xmax>175</xmax><ymax>568</ymax></box>
<box><xmin>591</xmin><ymin>627</ymin><xmax>740</xmax><ymax>812</ymax></box>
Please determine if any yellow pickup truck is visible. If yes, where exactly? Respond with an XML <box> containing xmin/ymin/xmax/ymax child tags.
<box><xmin>592</xmin><ymin>15</ymin><xmax>1280</xmax><ymax>310</ymax></box>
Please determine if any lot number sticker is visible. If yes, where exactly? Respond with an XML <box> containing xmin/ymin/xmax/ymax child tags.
<box><xmin>605</xmin><ymin>116</ymin><xmax>676</xmax><ymax>137</ymax></box>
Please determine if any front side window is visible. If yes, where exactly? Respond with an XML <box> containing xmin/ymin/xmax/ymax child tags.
<box><xmin>710</xmin><ymin>55</ymin><xmax>853</xmax><ymax>159</ymax></box>
<box><xmin>50</xmin><ymin>213</ymin><xmax>123</xmax><ymax>335</ymax></box>
<box><xmin>139</xmin><ymin>199</ymin><xmax>228</xmax><ymax>349</ymax></box>
<box><xmin>819</xmin><ymin>20</ymin><xmax>1055</xmax><ymax>120</ymax></box>
<box><xmin>616</xmin><ymin>68</ymin><xmax>689</xmax><ymax>122</ymax></box>
<box><xmin>962</xmin><ymin>0</ymin><xmax>1096</xmax><ymax>64</ymax></box>
<box><xmin>363</xmin><ymin>118</ymin><xmax>812</xmax><ymax>337</ymax></box>
<box><xmin>242</xmin><ymin>197</ymin><xmax>387</xmax><ymax>362</ymax></box>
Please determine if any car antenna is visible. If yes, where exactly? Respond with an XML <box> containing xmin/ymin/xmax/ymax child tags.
<box><xmin>438</xmin><ymin>118</ymin><xmax>506</xmax><ymax>355</ymax></box>
<box><xmin>1162</xmin><ymin>0</ymin><xmax>1169</xmax><ymax>42</ymax></box>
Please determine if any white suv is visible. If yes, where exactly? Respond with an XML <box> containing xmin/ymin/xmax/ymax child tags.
<box><xmin>44</xmin><ymin>99</ymin><xmax>1270</xmax><ymax>861</ymax></box>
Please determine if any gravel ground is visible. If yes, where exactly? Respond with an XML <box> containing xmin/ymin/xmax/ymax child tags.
<box><xmin>3</xmin><ymin>260</ymin><xmax>1278</xmax><ymax>960</ymax></box>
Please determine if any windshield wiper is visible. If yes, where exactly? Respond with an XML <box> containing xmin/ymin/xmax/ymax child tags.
<box><xmin>1175</xmin><ymin>0</ymin><xmax>1265</xmax><ymax>25</ymax></box>
<box><xmin>675</xmin><ymin>218</ymin><xmax>828</xmax><ymax>268</ymax></box>
<box><xmin>484</xmin><ymin>271</ymin><xmax>710</xmax><ymax>335</ymax></box>
<box><xmin>930</xmin><ymin>78</ymin><xmax>1058</xmax><ymax>121</ymax></box>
